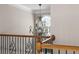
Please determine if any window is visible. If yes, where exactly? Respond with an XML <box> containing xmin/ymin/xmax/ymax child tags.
<box><xmin>42</xmin><ymin>15</ymin><xmax>51</xmax><ymax>27</ymax></box>
<box><xmin>41</xmin><ymin>15</ymin><xmax>51</xmax><ymax>36</ymax></box>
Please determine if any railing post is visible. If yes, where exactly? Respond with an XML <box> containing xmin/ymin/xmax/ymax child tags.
<box><xmin>36</xmin><ymin>36</ymin><xmax>42</xmax><ymax>54</ymax></box>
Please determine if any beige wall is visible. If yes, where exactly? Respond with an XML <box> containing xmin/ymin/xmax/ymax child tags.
<box><xmin>0</xmin><ymin>4</ymin><xmax>34</xmax><ymax>53</ymax></box>
<box><xmin>0</xmin><ymin>4</ymin><xmax>33</xmax><ymax>35</ymax></box>
<box><xmin>51</xmin><ymin>4</ymin><xmax>79</xmax><ymax>46</ymax></box>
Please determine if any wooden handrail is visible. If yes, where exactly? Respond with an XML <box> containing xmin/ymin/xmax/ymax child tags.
<box><xmin>42</xmin><ymin>35</ymin><xmax>55</xmax><ymax>43</ymax></box>
<box><xmin>42</xmin><ymin>43</ymin><xmax>79</xmax><ymax>51</ymax></box>
<box><xmin>0</xmin><ymin>33</ymin><xmax>50</xmax><ymax>38</ymax></box>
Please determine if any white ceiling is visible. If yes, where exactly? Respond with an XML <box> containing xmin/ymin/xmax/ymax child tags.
<box><xmin>22</xmin><ymin>4</ymin><xmax>50</xmax><ymax>14</ymax></box>
<box><xmin>22</xmin><ymin>4</ymin><xmax>50</xmax><ymax>10</ymax></box>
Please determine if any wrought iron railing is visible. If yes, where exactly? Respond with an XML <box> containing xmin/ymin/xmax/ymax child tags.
<box><xmin>0</xmin><ymin>33</ymin><xmax>51</xmax><ymax>54</ymax></box>
<box><xmin>0</xmin><ymin>34</ymin><xmax>35</xmax><ymax>54</ymax></box>
<box><xmin>1</xmin><ymin>33</ymin><xmax>79</xmax><ymax>54</ymax></box>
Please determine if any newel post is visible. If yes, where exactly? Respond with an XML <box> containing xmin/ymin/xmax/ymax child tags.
<box><xmin>36</xmin><ymin>36</ymin><xmax>42</xmax><ymax>54</ymax></box>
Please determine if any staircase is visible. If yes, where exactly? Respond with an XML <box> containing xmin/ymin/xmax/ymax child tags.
<box><xmin>0</xmin><ymin>33</ymin><xmax>79</xmax><ymax>54</ymax></box>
